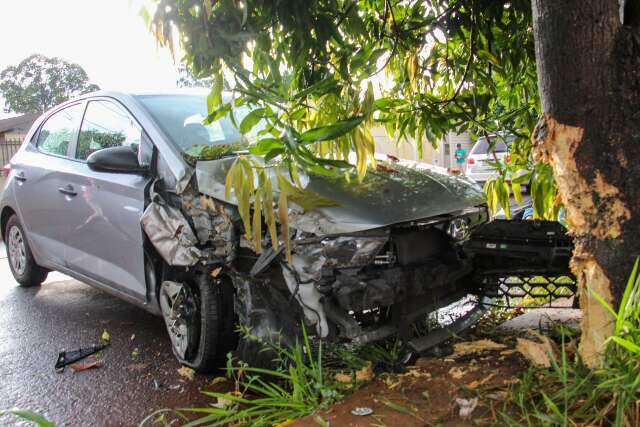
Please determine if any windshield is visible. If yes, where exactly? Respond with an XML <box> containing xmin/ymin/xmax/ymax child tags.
<box><xmin>470</xmin><ymin>137</ymin><xmax>510</xmax><ymax>155</ymax></box>
<box><xmin>136</xmin><ymin>95</ymin><xmax>255</xmax><ymax>154</ymax></box>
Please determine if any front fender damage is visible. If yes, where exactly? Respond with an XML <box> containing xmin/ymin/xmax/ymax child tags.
<box><xmin>142</xmin><ymin>168</ymin><xmax>490</xmax><ymax>360</ymax></box>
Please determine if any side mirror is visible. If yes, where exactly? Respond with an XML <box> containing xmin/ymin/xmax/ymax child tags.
<box><xmin>87</xmin><ymin>146</ymin><xmax>148</xmax><ymax>174</ymax></box>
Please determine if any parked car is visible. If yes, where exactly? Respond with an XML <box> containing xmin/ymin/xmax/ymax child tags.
<box><xmin>1</xmin><ymin>91</ymin><xmax>499</xmax><ymax>371</ymax></box>
<box><xmin>465</xmin><ymin>135</ymin><xmax>513</xmax><ymax>186</ymax></box>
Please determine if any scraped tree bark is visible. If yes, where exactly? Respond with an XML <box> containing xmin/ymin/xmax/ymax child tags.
<box><xmin>531</xmin><ymin>0</ymin><xmax>640</xmax><ymax>366</ymax></box>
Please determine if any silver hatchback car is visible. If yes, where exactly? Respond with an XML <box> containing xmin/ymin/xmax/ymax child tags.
<box><xmin>2</xmin><ymin>91</ymin><xmax>497</xmax><ymax>371</ymax></box>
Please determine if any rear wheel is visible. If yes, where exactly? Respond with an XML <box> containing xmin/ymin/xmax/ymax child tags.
<box><xmin>5</xmin><ymin>215</ymin><xmax>48</xmax><ymax>287</ymax></box>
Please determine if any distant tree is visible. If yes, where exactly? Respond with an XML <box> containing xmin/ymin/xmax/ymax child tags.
<box><xmin>176</xmin><ymin>64</ymin><xmax>213</xmax><ymax>88</ymax></box>
<box><xmin>0</xmin><ymin>54</ymin><xmax>100</xmax><ymax>114</ymax></box>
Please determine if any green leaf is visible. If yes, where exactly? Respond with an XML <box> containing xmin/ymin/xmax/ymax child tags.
<box><xmin>299</xmin><ymin>116</ymin><xmax>364</xmax><ymax>144</ymax></box>
<box><xmin>239</xmin><ymin>108</ymin><xmax>265</xmax><ymax>134</ymax></box>
<box><xmin>249</xmin><ymin>138</ymin><xmax>284</xmax><ymax>155</ymax></box>
<box><xmin>207</xmin><ymin>72</ymin><xmax>224</xmax><ymax>114</ymax></box>
<box><xmin>0</xmin><ymin>409</ymin><xmax>55</xmax><ymax>427</ymax></box>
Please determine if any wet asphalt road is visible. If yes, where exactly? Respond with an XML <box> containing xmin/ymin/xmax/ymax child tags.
<box><xmin>0</xmin><ymin>245</ymin><xmax>216</xmax><ymax>427</ymax></box>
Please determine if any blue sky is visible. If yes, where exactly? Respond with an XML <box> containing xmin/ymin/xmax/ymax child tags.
<box><xmin>0</xmin><ymin>0</ymin><xmax>180</xmax><ymax>118</ymax></box>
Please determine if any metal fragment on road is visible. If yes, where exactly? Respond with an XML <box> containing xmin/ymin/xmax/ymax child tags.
<box><xmin>351</xmin><ymin>407</ymin><xmax>374</xmax><ymax>416</ymax></box>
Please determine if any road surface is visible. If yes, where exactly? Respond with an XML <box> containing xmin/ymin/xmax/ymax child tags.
<box><xmin>0</xmin><ymin>245</ymin><xmax>217</xmax><ymax>426</ymax></box>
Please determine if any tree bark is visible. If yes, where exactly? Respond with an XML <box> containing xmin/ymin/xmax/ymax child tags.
<box><xmin>531</xmin><ymin>0</ymin><xmax>640</xmax><ymax>366</ymax></box>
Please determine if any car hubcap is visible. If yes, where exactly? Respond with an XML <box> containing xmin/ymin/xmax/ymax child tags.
<box><xmin>8</xmin><ymin>226</ymin><xmax>26</xmax><ymax>276</ymax></box>
<box><xmin>159</xmin><ymin>281</ymin><xmax>197</xmax><ymax>359</ymax></box>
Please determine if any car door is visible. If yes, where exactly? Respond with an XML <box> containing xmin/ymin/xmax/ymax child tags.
<box><xmin>12</xmin><ymin>103</ymin><xmax>85</xmax><ymax>267</ymax></box>
<box><xmin>62</xmin><ymin>99</ymin><xmax>150</xmax><ymax>300</ymax></box>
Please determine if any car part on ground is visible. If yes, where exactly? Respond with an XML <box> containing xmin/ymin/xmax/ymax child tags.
<box><xmin>464</xmin><ymin>219</ymin><xmax>576</xmax><ymax>309</ymax></box>
<box><xmin>55</xmin><ymin>344</ymin><xmax>108</xmax><ymax>373</ymax></box>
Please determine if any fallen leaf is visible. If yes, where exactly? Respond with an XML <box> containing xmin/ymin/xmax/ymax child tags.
<box><xmin>465</xmin><ymin>373</ymin><xmax>496</xmax><ymax>389</ymax></box>
<box><xmin>487</xmin><ymin>390</ymin><xmax>509</xmax><ymax>401</ymax></box>
<box><xmin>130</xmin><ymin>334</ymin><xmax>136</xmax><ymax>341</ymax></box>
<box><xmin>131</xmin><ymin>348</ymin><xmax>140</xmax><ymax>359</ymax></box>
<box><xmin>274</xmin><ymin>420</ymin><xmax>295</xmax><ymax>427</ymax></box>
<box><xmin>211</xmin><ymin>267</ymin><xmax>223</xmax><ymax>277</ymax></box>
<box><xmin>211</xmin><ymin>394</ymin><xmax>235</xmax><ymax>409</ymax></box>
<box><xmin>334</xmin><ymin>373</ymin><xmax>351</xmax><ymax>383</ymax></box>
<box><xmin>421</xmin><ymin>390</ymin><xmax>430</xmax><ymax>400</ymax></box>
<box><xmin>313</xmin><ymin>415</ymin><xmax>331</xmax><ymax>427</ymax></box>
<box><xmin>455</xmin><ymin>397</ymin><xmax>478</xmax><ymax>418</ymax></box>
<box><xmin>355</xmin><ymin>363</ymin><xmax>374</xmax><ymax>382</ymax></box>
<box><xmin>101</xmin><ymin>329</ymin><xmax>111</xmax><ymax>343</ymax></box>
<box><xmin>400</xmin><ymin>369</ymin><xmax>431</xmax><ymax>380</ymax></box>
<box><xmin>209</xmin><ymin>376</ymin><xmax>227</xmax><ymax>386</ymax></box>
<box><xmin>128</xmin><ymin>363</ymin><xmax>148</xmax><ymax>372</ymax></box>
<box><xmin>453</xmin><ymin>339</ymin><xmax>506</xmax><ymax>357</ymax></box>
<box><xmin>69</xmin><ymin>361</ymin><xmax>99</xmax><ymax>372</ymax></box>
<box><xmin>381</xmin><ymin>399</ymin><xmax>416</xmax><ymax>415</ymax></box>
<box><xmin>448</xmin><ymin>366</ymin><xmax>466</xmax><ymax>379</ymax></box>
<box><xmin>177</xmin><ymin>366</ymin><xmax>195</xmax><ymax>381</ymax></box>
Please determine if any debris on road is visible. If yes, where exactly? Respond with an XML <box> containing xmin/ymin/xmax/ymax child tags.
<box><xmin>131</xmin><ymin>348</ymin><xmax>141</xmax><ymax>359</ymax></box>
<box><xmin>69</xmin><ymin>361</ymin><xmax>100</xmax><ymax>372</ymax></box>
<box><xmin>101</xmin><ymin>330</ymin><xmax>111</xmax><ymax>344</ymax></box>
<box><xmin>128</xmin><ymin>363</ymin><xmax>148</xmax><ymax>372</ymax></box>
<box><xmin>455</xmin><ymin>397</ymin><xmax>478</xmax><ymax>418</ymax></box>
<box><xmin>177</xmin><ymin>366</ymin><xmax>195</xmax><ymax>381</ymax></box>
<box><xmin>55</xmin><ymin>344</ymin><xmax>108</xmax><ymax>373</ymax></box>
<box><xmin>516</xmin><ymin>331</ymin><xmax>558</xmax><ymax>367</ymax></box>
<box><xmin>350</xmin><ymin>407</ymin><xmax>373</xmax><ymax>416</ymax></box>
<box><xmin>453</xmin><ymin>339</ymin><xmax>506</xmax><ymax>357</ymax></box>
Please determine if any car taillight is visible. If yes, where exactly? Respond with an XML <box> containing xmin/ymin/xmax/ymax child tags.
<box><xmin>467</xmin><ymin>158</ymin><xmax>475</xmax><ymax>165</ymax></box>
<box><xmin>2</xmin><ymin>164</ymin><xmax>10</xmax><ymax>177</ymax></box>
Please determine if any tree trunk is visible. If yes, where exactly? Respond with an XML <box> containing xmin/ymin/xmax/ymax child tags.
<box><xmin>531</xmin><ymin>0</ymin><xmax>640</xmax><ymax>366</ymax></box>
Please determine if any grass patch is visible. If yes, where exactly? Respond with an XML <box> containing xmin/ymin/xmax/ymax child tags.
<box><xmin>500</xmin><ymin>259</ymin><xmax>640</xmax><ymax>426</ymax></box>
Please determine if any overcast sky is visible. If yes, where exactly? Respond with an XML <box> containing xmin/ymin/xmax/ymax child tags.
<box><xmin>0</xmin><ymin>0</ymin><xmax>180</xmax><ymax>118</ymax></box>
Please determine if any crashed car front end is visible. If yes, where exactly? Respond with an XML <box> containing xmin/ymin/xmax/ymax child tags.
<box><xmin>181</xmin><ymin>157</ymin><xmax>489</xmax><ymax>353</ymax></box>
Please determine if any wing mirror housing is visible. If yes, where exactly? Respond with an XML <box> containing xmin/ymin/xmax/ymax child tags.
<box><xmin>87</xmin><ymin>146</ymin><xmax>148</xmax><ymax>174</ymax></box>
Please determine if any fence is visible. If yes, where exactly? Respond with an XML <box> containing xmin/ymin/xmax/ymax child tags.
<box><xmin>0</xmin><ymin>140</ymin><xmax>22</xmax><ymax>166</ymax></box>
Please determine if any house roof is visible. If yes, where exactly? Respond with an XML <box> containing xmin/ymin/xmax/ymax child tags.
<box><xmin>0</xmin><ymin>113</ymin><xmax>39</xmax><ymax>134</ymax></box>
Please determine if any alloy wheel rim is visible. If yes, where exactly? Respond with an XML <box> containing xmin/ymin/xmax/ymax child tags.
<box><xmin>159</xmin><ymin>281</ymin><xmax>195</xmax><ymax>359</ymax></box>
<box><xmin>8</xmin><ymin>226</ymin><xmax>26</xmax><ymax>276</ymax></box>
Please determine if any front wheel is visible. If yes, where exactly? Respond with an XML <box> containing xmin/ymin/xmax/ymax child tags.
<box><xmin>5</xmin><ymin>215</ymin><xmax>48</xmax><ymax>287</ymax></box>
<box><xmin>159</xmin><ymin>273</ymin><xmax>233</xmax><ymax>373</ymax></box>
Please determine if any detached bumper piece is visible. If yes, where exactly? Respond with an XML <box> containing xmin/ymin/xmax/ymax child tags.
<box><xmin>464</xmin><ymin>219</ymin><xmax>577</xmax><ymax>308</ymax></box>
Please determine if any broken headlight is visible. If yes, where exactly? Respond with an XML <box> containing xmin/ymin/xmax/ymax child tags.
<box><xmin>295</xmin><ymin>235</ymin><xmax>389</xmax><ymax>269</ymax></box>
<box><xmin>446</xmin><ymin>217</ymin><xmax>471</xmax><ymax>241</ymax></box>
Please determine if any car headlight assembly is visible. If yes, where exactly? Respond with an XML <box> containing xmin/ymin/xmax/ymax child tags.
<box><xmin>295</xmin><ymin>235</ymin><xmax>389</xmax><ymax>268</ymax></box>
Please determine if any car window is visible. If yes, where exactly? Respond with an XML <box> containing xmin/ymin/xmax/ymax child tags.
<box><xmin>136</xmin><ymin>95</ymin><xmax>262</xmax><ymax>154</ymax></box>
<box><xmin>37</xmin><ymin>104</ymin><xmax>84</xmax><ymax>157</ymax></box>
<box><xmin>77</xmin><ymin>100</ymin><xmax>142</xmax><ymax>161</ymax></box>
<box><xmin>470</xmin><ymin>138</ymin><xmax>508</xmax><ymax>155</ymax></box>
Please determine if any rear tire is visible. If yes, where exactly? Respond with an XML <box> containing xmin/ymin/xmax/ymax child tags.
<box><xmin>5</xmin><ymin>215</ymin><xmax>48</xmax><ymax>287</ymax></box>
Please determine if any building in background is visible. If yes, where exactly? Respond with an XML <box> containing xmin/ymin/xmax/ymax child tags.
<box><xmin>373</xmin><ymin>127</ymin><xmax>473</xmax><ymax>172</ymax></box>
<box><xmin>0</xmin><ymin>113</ymin><xmax>38</xmax><ymax>143</ymax></box>
<box><xmin>0</xmin><ymin>113</ymin><xmax>38</xmax><ymax>166</ymax></box>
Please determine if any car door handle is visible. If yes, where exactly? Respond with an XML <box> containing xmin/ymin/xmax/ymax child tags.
<box><xmin>58</xmin><ymin>185</ymin><xmax>77</xmax><ymax>197</ymax></box>
<box><xmin>15</xmin><ymin>172</ymin><xmax>26</xmax><ymax>182</ymax></box>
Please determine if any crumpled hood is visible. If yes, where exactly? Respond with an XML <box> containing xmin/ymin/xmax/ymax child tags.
<box><xmin>195</xmin><ymin>156</ymin><xmax>486</xmax><ymax>235</ymax></box>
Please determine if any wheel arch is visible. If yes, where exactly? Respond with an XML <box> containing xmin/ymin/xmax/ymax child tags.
<box><xmin>1</xmin><ymin>206</ymin><xmax>17</xmax><ymax>242</ymax></box>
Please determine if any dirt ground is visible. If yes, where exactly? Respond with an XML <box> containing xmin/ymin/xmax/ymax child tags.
<box><xmin>292</xmin><ymin>339</ymin><xmax>528</xmax><ymax>427</ymax></box>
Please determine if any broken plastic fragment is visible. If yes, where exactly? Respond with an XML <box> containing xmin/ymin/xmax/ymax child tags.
<box><xmin>177</xmin><ymin>366</ymin><xmax>195</xmax><ymax>381</ymax></box>
<box><xmin>351</xmin><ymin>407</ymin><xmax>374</xmax><ymax>416</ymax></box>
<box><xmin>455</xmin><ymin>397</ymin><xmax>478</xmax><ymax>418</ymax></box>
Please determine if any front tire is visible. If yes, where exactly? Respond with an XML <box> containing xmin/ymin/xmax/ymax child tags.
<box><xmin>5</xmin><ymin>215</ymin><xmax>48</xmax><ymax>287</ymax></box>
<box><xmin>159</xmin><ymin>272</ymin><xmax>234</xmax><ymax>373</ymax></box>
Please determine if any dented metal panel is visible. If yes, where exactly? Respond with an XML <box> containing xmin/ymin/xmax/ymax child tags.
<box><xmin>141</xmin><ymin>187</ymin><xmax>202</xmax><ymax>266</ymax></box>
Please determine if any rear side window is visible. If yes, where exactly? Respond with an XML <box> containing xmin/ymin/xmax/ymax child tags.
<box><xmin>37</xmin><ymin>104</ymin><xmax>84</xmax><ymax>157</ymax></box>
<box><xmin>471</xmin><ymin>138</ymin><xmax>508</xmax><ymax>155</ymax></box>
<box><xmin>77</xmin><ymin>100</ymin><xmax>142</xmax><ymax>160</ymax></box>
